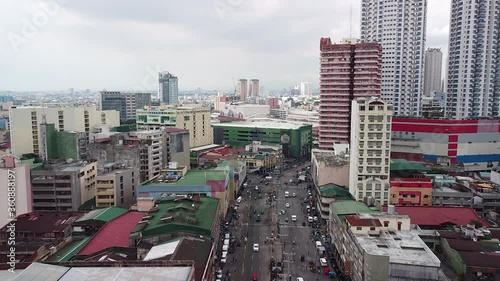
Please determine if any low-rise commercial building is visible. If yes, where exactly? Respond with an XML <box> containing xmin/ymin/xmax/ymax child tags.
<box><xmin>137</xmin><ymin>169</ymin><xmax>231</xmax><ymax>214</ymax></box>
<box><xmin>329</xmin><ymin>202</ymin><xmax>441</xmax><ymax>280</ymax></box>
<box><xmin>316</xmin><ymin>184</ymin><xmax>353</xmax><ymax>220</ymax></box>
<box><xmin>95</xmin><ymin>163</ymin><xmax>139</xmax><ymax>208</ymax></box>
<box><xmin>391</xmin><ymin>118</ymin><xmax>500</xmax><ymax>171</ymax></box>
<box><xmin>311</xmin><ymin>149</ymin><xmax>350</xmax><ymax>188</ymax></box>
<box><xmin>389</xmin><ymin>178</ymin><xmax>433</xmax><ymax>206</ymax></box>
<box><xmin>130</xmin><ymin>196</ymin><xmax>220</xmax><ymax>245</ymax></box>
<box><xmin>212</xmin><ymin>119</ymin><xmax>312</xmax><ymax>159</ymax></box>
<box><xmin>136</xmin><ymin>105</ymin><xmax>212</xmax><ymax>148</ymax></box>
<box><xmin>31</xmin><ymin>160</ymin><xmax>97</xmax><ymax>212</ymax></box>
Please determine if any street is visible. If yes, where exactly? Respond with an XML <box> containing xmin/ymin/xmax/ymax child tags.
<box><xmin>218</xmin><ymin>160</ymin><xmax>337</xmax><ymax>281</ymax></box>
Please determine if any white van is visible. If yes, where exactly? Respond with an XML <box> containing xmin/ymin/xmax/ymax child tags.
<box><xmin>285</xmin><ymin>191</ymin><xmax>290</xmax><ymax>198</ymax></box>
<box><xmin>224</xmin><ymin>239</ymin><xmax>229</xmax><ymax>245</ymax></box>
<box><xmin>308</xmin><ymin>216</ymin><xmax>313</xmax><ymax>223</ymax></box>
<box><xmin>222</xmin><ymin>244</ymin><xmax>229</xmax><ymax>251</ymax></box>
<box><xmin>315</xmin><ymin>241</ymin><xmax>322</xmax><ymax>248</ymax></box>
<box><xmin>236</xmin><ymin>196</ymin><xmax>242</xmax><ymax>204</ymax></box>
<box><xmin>291</xmin><ymin>215</ymin><xmax>297</xmax><ymax>222</ymax></box>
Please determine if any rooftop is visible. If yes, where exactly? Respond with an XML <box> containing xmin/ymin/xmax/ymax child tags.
<box><xmin>346</xmin><ymin>215</ymin><xmax>382</xmax><ymax>227</ymax></box>
<box><xmin>165</xmin><ymin>128</ymin><xmax>189</xmax><ymax>133</ymax></box>
<box><xmin>74</xmin><ymin>207</ymin><xmax>128</xmax><ymax>224</ymax></box>
<box><xmin>330</xmin><ymin>201</ymin><xmax>378</xmax><ymax>221</ymax></box>
<box><xmin>319</xmin><ymin>184</ymin><xmax>353</xmax><ymax>200</ymax></box>
<box><xmin>134</xmin><ymin>197</ymin><xmax>219</xmax><ymax>238</ymax></box>
<box><xmin>171</xmin><ymin>236</ymin><xmax>213</xmax><ymax>281</ymax></box>
<box><xmin>32</xmin><ymin>161</ymin><xmax>95</xmax><ymax>174</ymax></box>
<box><xmin>143</xmin><ymin>239</ymin><xmax>181</xmax><ymax>261</ymax></box>
<box><xmin>13</xmin><ymin>262</ymin><xmax>193</xmax><ymax>281</ymax></box>
<box><xmin>1</xmin><ymin>212</ymin><xmax>81</xmax><ymax>233</ymax></box>
<box><xmin>390</xmin><ymin>159</ymin><xmax>431</xmax><ymax>171</ymax></box>
<box><xmin>190</xmin><ymin>144</ymin><xmax>222</xmax><ymax>152</ymax></box>
<box><xmin>355</xmin><ymin>229</ymin><xmax>441</xmax><ymax>267</ymax></box>
<box><xmin>212</xmin><ymin>119</ymin><xmax>311</xmax><ymax>130</ymax></box>
<box><xmin>312</xmin><ymin>149</ymin><xmax>350</xmax><ymax>166</ymax></box>
<box><xmin>77</xmin><ymin>212</ymin><xmax>144</xmax><ymax>256</ymax></box>
<box><xmin>142</xmin><ymin>170</ymin><xmax>227</xmax><ymax>187</ymax></box>
<box><xmin>45</xmin><ymin>237</ymin><xmax>91</xmax><ymax>262</ymax></box>
<box><xmin>386</xmin><ymin>206</ymin><xmax>490</xmax><ymax>227</ymax></box>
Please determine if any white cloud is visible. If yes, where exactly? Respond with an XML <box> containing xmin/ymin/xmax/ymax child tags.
<box><xmin>0</xmin><ymin>0</ymin><xmax>453</xmax><ymax>91</ymax></box>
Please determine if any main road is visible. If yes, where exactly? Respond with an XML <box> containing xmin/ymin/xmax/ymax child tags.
<box><xmin>222</xmin><ymin>161</ymin><xmax>334</xmax><ymax>280</ymax></box>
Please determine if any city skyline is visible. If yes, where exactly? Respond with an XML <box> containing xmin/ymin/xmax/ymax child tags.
<box><xmin>1</xmin><ymin>0</ymin><xmax>450</xmax><ymax>91</ymax></box>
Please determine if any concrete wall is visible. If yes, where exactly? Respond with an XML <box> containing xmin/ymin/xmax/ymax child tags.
<box><xmin>0</xmin><ymin>164</ymin><xmax>32</xmax><ymax>226</ymax></box>
<box><xmin>364</xmin><ymin>251</ymin><xmax>389</xmax><ymax>281</ymax></box>
<box><xmin>389</xmin><ymin>263</ymin><xmax>440</xmax><ymax>280</ymax></box>
<box><xmin>88</xmin><ymin>143</ymin><xmax>142</xmax><ymax>180</ymax></box>
<box><xmin>168</xmin><ymin>131</ymin><xmax>190</xmax><ymax>168</ymax></box>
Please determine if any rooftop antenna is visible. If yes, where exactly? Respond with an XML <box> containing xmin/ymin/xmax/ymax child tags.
<box><xmin>349</xmin><ymin>4</ymin><xmax>353</xmax><ymax>38</ymax></box>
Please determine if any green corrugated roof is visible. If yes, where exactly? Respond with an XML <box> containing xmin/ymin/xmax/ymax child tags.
<box><xmin>143</xmin><ymin>170</ymin><xmax>227</xmax><ymax>186</ymax></box>
<box><xmin>45</xmin><ymin>237</ymin><xmax>91</xmax><ymax>262</ymax></box>
<box><xmin>140</xmin><ymin>197</ymin><xmax>219</xmax><ymax>238</ymax></box>
<box><xmin>390</xmin><ymin>159</ymin><xmax>431</xmax><ymax>171</ymax></box>
<box><xmin>319</xmin><ymin>184</ymin><xmax>353</xmax><ymax>200</ymax></box>
<box><xmin>330</xmin><ymin>201</ymin><xmax>377</xmax><ymax>221</ymax></box>
<box><xmin>76</xmin><ymin>207</ymin><xmax>128</xmax><ymax>223</ymax></box>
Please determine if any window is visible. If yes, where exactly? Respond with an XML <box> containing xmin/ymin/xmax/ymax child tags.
<box><xmin>383</xmin><ymin>221</ymin><xmax>389</xmax><ymax>227</ymax></box>
<box><xmin>184</xmin><ymin>116</ymin><xmax>190</xmax><ymax>121</ymax></box>
<box><xmin>356</xmin><ymin>227</ymin><xmax>362</xmax><ymax>230</ymax></box>
<box><xmin>370</xmin><ymin>227</ymin><xmax>376</xmax><ymax>231</ymax></box>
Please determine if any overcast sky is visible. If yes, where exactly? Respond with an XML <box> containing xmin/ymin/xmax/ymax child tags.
<box><xmin>1</xmin><ymin>0</ymin><xmax>450</xmax><ymax>92</ymax></box>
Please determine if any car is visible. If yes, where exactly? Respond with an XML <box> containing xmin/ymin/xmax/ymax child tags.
<box><xmin>320</xmin><ymin>258</ymin><xmax>328</xmax><ymax>267</ymax></box>
<box><xmin>308</xmin><ymin>216</ymin><xmax>313</xmax><ymax>222</ymax></box>
<box><xmin>285</xmin><ymin>203</ymin><xmax>290</xmax><ymax>208</ymax></box>
<box><xmin>296</xmin><ymin>278</ymin><xmax>304</xmax><ymax>281</ymax></box>
<box><xmin>255</xmin><ymin>186</ymin><xmax>259</xmax><ymax>191</ymax></box>
<box><xmin>291</xmin><ymin>215</ymin><xmax>297</xmax><ymax>221</ymax></box>
<box><xmin>314</xmin><ymin>216</ymin><xmax>318</xmax><ymax>221</ymax></box>
<box><xmin>292</xmin><ymin>192</ymin><xmax>296</xmax><ymax>197</ymax></box>
<box><xmin>216</xmin><ymin>270</ymin><xmax>223</xmax><ymax>278</ymax></box>
<box><xmin>253</xmin><ymin>244</ymin><xmax>259</xmax><ymax>252</ymax></box>
<box><xmin>285</xmin><ymin>217</ymin><xmax>289</xmax><ymax>223</ymax></box>
<box><xmin>256</xmin><ymin>215</ymin><xmax>261</xmax><ymax>222</ymax></box>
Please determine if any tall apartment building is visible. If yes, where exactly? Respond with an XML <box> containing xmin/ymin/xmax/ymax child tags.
<box><xmin>100</xmin><ymin>91</ymin><xmax>151</xmax><ymax>121</ymax></box>
<box><xmin>238</xmin><ymin>79</ymin><xmax>248</xmax><ymax>101</ymax></box>
<box><xmin>319</xmin><ymin>37</ymin><xmax>382</xmax><ymax>148</ymax></box>
<box><xmin>136</xmin><ymin>105</ymin><xmax>212</xmax><ymax>148</ymax></box>
<box><xmin>423</xmin><ymin>48</ymin><xmax>443</xmax><ymax>97</ymax></box>
<box><xmin>360</xmin><ymin>0</ymin><xmax>428</xmax><ymax>116</ymax></box>
<box><xmin>0</xmin><ymin>155</ymin><xmax>32</xmax><ymax>225</ymax></box>
<box><xmin>300</xmin><ymin>82</ymin><xmax>312</xmax><ymax>97</ymax></box>
<box><xmin>159</xmin><ymin>71</ymin><xmax>179</xmax><ymax>105</ymax></box>
<box><xmin>349</xmin><ymin>97</ymin><xmax>392</xmax><ymax>206</ymax></box>
<box><xmin>446</xmin><ymin>0</ymin><xmax>500</xmax><ymax>119</ymax></box>
<box><xmin>249</xmin><ymin>79</ymin><xmax>260</xmax><ymax>97</ymax></box>
<box><xmin>127</xmin><ymin>130</ymin><xmax>164</xmax><ymax>180</ymax></box>
<box><xmin>31</xmin><ymin>160</ymin><xmax>97</xmax><ymax>212</ymax></box>
<box><xmin>95</xmin><ymin>163</ymin><xmax>139</xmax><ymax>208</ymax></box>
<box><xmin>9</xmin><ymin>107</ymin><xmax>119</xmax><ymax>157</ymax></box>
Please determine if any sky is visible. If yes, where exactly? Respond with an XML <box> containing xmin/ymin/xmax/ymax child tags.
<box><xmin>1</xmin><ymin>0</ymin><xmax>451</xmax><ymax>92</ymax></box>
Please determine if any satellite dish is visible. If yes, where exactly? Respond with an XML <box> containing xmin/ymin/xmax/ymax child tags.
<box><xmin>281</xmin><ymin>134</ymin><xmax>290</xmax><ymax>144</ymax></box>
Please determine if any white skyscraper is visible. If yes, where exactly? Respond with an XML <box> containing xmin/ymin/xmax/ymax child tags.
<box><xmin>349</xmin><ymin>97</ymin><xmax>392</xmax><ymax>206</ymax></box>
<box><xmin>446</xmin><ymin>0</ymin><xmax>500</xmax><ymax>119</ymax></box>
<box><xmin>360</xmin><ymin>0</ymin><xmax>428</xmax><ymax>117</ymax></box>
<box><xmin>300</xmin><ymin>82</ymin><xmax>312</xmax><ymax>97</ymax></box>
<box><xmin>423</xmin><ymin>48</ymin><xmax>443</xmax><ymax>97</ymax></box>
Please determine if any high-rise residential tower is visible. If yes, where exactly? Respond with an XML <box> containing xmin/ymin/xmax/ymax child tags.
<box><xmin>423</xmin><ymin>48</ymin><xmax>443</xmax><ymax>97</ymax></box>
<box><xmin>349</xmin><ymin>97</ymin><xmax>392</xmax><ymax>206</ymax></box>
<box><xmin>319</xmin><ymin>38</ymin><xmax>382</xmax><ymax>149</ymax></box>
<box><xmin>300</xmin><ymin>82</ymin><xmax>312</xmax><ymax>97</ymax></box>
<box><xmin>159</xmin><ymin>72</ymin><xmax>178</xmax><ymax>105</ymax></box>
<box><xmin>100</xmin><ymin>91</ymin><xmax>151</xmax><ymax>121</ymax></box>
<box><xmin>446</xmin><ymin>0</ymin><xmax>500</xmax><ymax>119</ymax></box>
<box><xmin>249</xmin><ymin>79</ymin><xmax>260</xmax><ymax>97</ymax></box>
<box><xmin>238</xmin><ymin>79</ymin><xmax>248</xmax><ymax>101</ymax></box>
<box><xmin>360</xmin><ymin>0</ymin><xmax>428</xmax><ymax>117</ymax></box>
